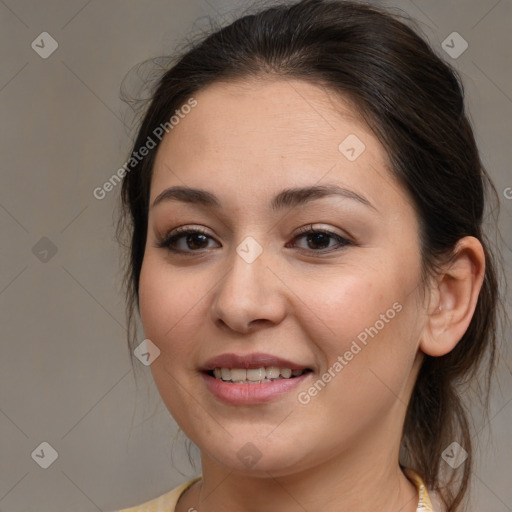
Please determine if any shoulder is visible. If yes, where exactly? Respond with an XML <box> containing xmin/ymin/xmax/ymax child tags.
<box><xmin>112</xmin><ymin>477</ymin><xmax>201</xmax><ymax>512</ymax></box>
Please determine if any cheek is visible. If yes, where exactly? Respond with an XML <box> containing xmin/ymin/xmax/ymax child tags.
<box><xmin>138</xmin><ymin>254</ymin><xmax>201</xmax><ymax>361</ymax></box>
<box><xmin>293</xmin><ymin>265</ymin><xmax>397</xmax><ymax>344</ymax></box>
<box><xmin>292</xmin><ymin>257</ymin><xmax>420</xmax><ymax>382</ymax></box>
<box><xmin>138</xmin><ymin>256</ymin><xmax>170</xmax><ymax>340</ymax></box>
<box><xmin>290</xmin><ymin>270</ymin><xmax>420</xmax><ymax>431</ymax></box>
<box><xmin>138</xmin><ymin>254</ymin><xmax>205</xmax><ymax>424</ymax></box>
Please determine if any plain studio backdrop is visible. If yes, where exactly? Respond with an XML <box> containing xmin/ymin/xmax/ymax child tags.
<box><xmin>0</xmin><ymin>1</ymin><xmax>511</xmax><ymax>511</ymax></box>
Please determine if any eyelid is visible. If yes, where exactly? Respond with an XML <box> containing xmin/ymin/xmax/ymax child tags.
<box><xmin>292</xmin><ymin>223</ymin><xmax>352</xmax><ymax>240</ymax></box>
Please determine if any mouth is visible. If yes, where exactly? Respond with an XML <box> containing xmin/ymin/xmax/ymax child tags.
<box><xmin>200</xmin><ymin>352</ymin><xmax>314</xmax><ymax>404</ymax></box>
<box><xmin>205</xmin><ymin>366</ymin><xmax>313</xmax><ymax>384</ymax></box>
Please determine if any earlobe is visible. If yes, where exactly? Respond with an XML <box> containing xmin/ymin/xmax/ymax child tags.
<box><xmin>419</xmin><ymin>236</ymin><xmax>485</xmax><ymax>357</ymax></box>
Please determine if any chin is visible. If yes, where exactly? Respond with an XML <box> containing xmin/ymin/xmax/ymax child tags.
<box><xmin>197</xmin><ymin>434</ymin><xmax>316</xmax><ymax>477</ymax></box>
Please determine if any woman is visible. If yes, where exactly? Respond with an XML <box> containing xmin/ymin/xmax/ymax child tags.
<box><xmin>114</xmin><ymin>0</ymin><xmax>500</xmax><ymax>510</ymax></box>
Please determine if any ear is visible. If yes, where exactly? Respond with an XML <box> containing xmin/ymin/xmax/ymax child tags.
<box><xmin>419</xmin><ymin>236</ymin><xmax>485</xmax><ymax>357</ymax></box>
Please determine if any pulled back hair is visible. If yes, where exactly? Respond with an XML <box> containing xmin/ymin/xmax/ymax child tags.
<box><xmin>118</xmin><ymin>1</ymin><xmax>502</xmax><ymax>509</ymax></box>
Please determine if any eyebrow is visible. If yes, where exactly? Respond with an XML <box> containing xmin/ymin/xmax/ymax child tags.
<box><xmin>151</xmin><ymin>184</ymin><xmax>377</xmax><ymax>212</ymax></box>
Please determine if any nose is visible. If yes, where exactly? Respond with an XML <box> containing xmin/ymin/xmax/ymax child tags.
<box><xmin>211</xmin><ymin>244</ymin><xmax>288</xmax><ymax>334</ymax></box>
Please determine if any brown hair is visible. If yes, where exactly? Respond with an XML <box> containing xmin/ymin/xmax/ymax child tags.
<box><xmin>117</xmin><ymin>1</ymin><xmax>503</xmax><ymax>509</ymax></box>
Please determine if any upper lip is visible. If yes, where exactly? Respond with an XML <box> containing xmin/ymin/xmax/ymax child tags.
<box><xmin>200</xmin><ymin>352</ymin><xmax>311</xmax><ymax>371</ymax></box>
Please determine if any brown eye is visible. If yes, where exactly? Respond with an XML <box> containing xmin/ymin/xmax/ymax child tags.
<box><xmin>182</xmin><ymin>232</ymin><xmax>209</xmax><ymax>250</ymax></box>
<box><xmin>303</xmin><ymin>231</ymin><xmax>331</xmax><ymax>250</ymax></box>
<box><xmin>288</xmin><ymin>226</ymin><xmax>352</xmax><ymax>253</ymax></box>
<box><xmin>156</xmin><ymin>227</ymin><xmax>220</xmax><ymax>254</ymax></box>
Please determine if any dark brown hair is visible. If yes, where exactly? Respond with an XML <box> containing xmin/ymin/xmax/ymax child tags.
<box><xmin>117</xmin><ymin>1</ymin><xmax>502</xmax><ymax>509</ymax></box>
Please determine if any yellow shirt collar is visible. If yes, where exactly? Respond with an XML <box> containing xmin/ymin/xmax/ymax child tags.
<box><xmin>404</xmin><ymin>467</ymin><xmax>435</xmax><ymax>511</ymax></box>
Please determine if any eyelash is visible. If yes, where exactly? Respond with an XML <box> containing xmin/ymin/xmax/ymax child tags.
<box><xmin>155</xmin><ymin>224</ymin><xmax>352</xmax><ymax>256</ymax></box>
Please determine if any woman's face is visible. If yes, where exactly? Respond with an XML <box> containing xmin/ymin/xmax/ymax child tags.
<box><xmin>139</xmin><ymin>79</ymin><xmax>427</xmax><ymax>476</ymax></box>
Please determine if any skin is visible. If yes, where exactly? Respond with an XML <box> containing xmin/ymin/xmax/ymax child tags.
<box><xmin>138</xmin><ymin>78</ymin><xmax>485</xmax><ymax>512</ymax></box>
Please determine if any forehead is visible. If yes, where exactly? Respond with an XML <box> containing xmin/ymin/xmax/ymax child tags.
<box><xmin>150</xmin><ymin>78</ymin><xmax>407</xmax><ymax>215</ymax></box>
<box><xmin>159</xmin><ymin>78</ymin><xmax>368</xmax><ymax>159</ymax></box>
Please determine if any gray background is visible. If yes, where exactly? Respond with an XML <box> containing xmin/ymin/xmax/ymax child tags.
<box><xmin>0</xmin><ymin>0</ymin><xmax>511</xmax><ymax>511</ymax></box>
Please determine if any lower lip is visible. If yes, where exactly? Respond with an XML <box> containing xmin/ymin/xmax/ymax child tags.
<box><xmin>202</xmin><ymin>372</ymin><xmax>311</xmax><ymax>405</ymax></box>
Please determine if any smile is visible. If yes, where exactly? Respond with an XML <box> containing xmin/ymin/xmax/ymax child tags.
<box><xmin>208</xmin><ymin>366</ymin><xmax>310</xmax><ymax>383</ymax></box>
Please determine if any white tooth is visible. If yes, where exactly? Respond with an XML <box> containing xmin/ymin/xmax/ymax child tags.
<box><xmin>213</xmin><ymin>368</ymin><xmax>222</xmax><ymax>378</ymax></box>
<box><xmin>247</xmin><ymin>368</ymin><xmax>266</xmax><ymax>381</ymax></box>
<box><xmin>230</xmin><ymin>369</ymin><xmax>247</xmax><ymax>381</ymax></box>
<box><xmin>291</xmin><ymin>369</ymin><xmax>304</xmax><ymax>377</ymax></box>
<box><xmin>266</xmin><ymin>366</ymin><xmax>281</xmax><ymax>379</ymax></box>
<box><xmin>221</xmin><ymin>368</ymin><xmax>231</xmax><ymax>380</ymax></box>
<box><xmin>280</xmin><ymin>368</ymin><xmax>292</xmax><ymax>378</ymax></box>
